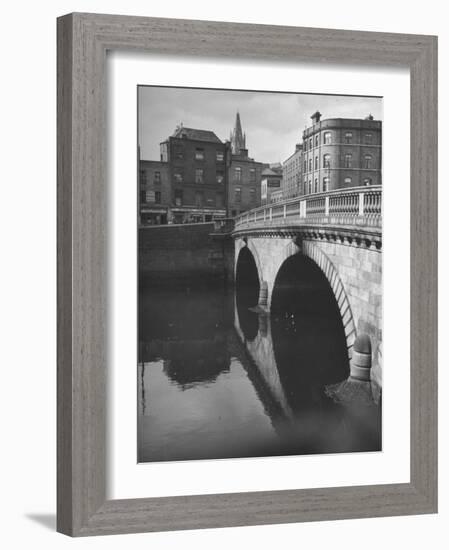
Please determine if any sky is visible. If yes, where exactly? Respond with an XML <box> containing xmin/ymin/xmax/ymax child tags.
<box><xmin>138</xmin><ymin>86</ymin><xmax>382</xmax><ymax>164</ymax></box>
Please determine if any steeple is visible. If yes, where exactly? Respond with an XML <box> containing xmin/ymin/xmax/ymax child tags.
<box><xmin>231</xmin><ymin>111</ymin><xmax>246</xmax><ymax>154</ymax></box>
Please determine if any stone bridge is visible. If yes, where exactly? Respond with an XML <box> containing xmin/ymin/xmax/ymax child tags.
<box><xmin>232</xmin><ymin>186</ymin><xmax>382</xmax><ymax>386</ymax></box>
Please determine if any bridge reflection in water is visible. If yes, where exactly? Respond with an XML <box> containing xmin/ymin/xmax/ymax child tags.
<box><xmin>138</xmin><ymin>276</ymin><xmax>381</xmax><ymax>463</ymax></box>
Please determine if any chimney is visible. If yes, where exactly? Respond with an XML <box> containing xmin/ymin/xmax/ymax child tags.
<box><xmin>311</xmin><ymin>111</ymin><xmax>322</xmax><ymax>124</ymax></box>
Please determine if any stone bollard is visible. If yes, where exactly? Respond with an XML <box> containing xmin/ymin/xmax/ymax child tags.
<box><xmin>258</xmin><ymin>281</ymin><xmax>268</xmax><ymax>308</ymax></box>
<box><xmin>349</xmin><ymin>334</ymin><xmax>372</xmax><ymax>381</ymax></box>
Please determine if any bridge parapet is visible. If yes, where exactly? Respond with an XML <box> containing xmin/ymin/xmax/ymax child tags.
<box><xmin>234</xmin><ymin>186</ymin><xmax>381</xmax><ymax>235</ymax></box>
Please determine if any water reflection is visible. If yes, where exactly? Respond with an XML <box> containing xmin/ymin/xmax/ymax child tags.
<box><xmin>138</xmin><ymin>275</ymin><xmax>381</xmax><ymax>463</ymax></box>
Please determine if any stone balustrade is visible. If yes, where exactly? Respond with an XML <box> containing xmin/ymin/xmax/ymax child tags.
<box><xmin>234</xmin><ymin>186</ymin><xmax>381</xmax><ymax>231</ymax></box>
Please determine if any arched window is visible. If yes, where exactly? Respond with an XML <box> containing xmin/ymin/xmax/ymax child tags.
<box><xmin>344</xmin><ymin>154</ymin><xmax>352</xmax><ymax>168</ymax></box>
<box><xmin>315</xmin><ymin>134</ymin><xmax>319</xmax><ymax>147</ymax></box>
<box><xmin>344</xmin><ymin>132</ymin><xmax>353</xmax><ymax>143</ymax></box>
<box><xmin>363</xmin><ymin>177</ymin><xmax>372</xmax><ymax>186</ymax></box>
<box><xmin>314</xmin><ymin>178</ymin><xmax>318</xmax><ymax>193</ymax></box>
<box><xmin>323</xmin><ymin>177</ymin><xmax>329</xmax><ymax>192</ymax></box>
<box><xmin>308</xmin><ymin>180</ymin><xmax>312</xmax><ymax>194</ymax></box>
<box><xmin>315</xmin><ymin>156</ymin><xmax>318</xmax><ymax>170</ymax></box>
<box><xmin>364</xmin><ymin>154</ymin><xmax>373</xmax><ymax>169</ymax></box>
<box><xmin>309</xmin><ymin>158</ymin><xmax>312</xmax><ymax>171</ymax></box>
<box><xmin>344</xmin><ymin>177</ymin><xmax>352</xmax><ymax>186</ymax></box>
<box><xmin>323</xmin><ymin>132</ymin><xmax>332</xmax><ymax>144</ymax></box>
<box><xmin>323</xmin><ymin>154</ymin><xmax>331</xmax><ymax>168</ymax></box>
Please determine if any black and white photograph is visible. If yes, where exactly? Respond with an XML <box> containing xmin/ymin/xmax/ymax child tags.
<box><xmin>137</xmin><ymin>86</ymin><xmax>383</xmax><ymax>463</ymax></box>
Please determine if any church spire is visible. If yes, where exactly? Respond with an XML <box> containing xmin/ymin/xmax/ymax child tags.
<box><xmin>231</xmin><ymin>111</ymin><xmax>246</xmax><ymax>154</ymax></box>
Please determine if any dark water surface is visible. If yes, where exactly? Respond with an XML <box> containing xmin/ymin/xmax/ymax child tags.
<box><xmin>138</xmin><ymin>280</ymin><xmax>381</xmax><ymax>463</ymax></box>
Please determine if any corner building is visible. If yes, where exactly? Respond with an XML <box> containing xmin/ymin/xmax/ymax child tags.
<box><xmin>160</xmin><ymin>125</ymin><xmax>228</xmax><ymax>224</ymax></box>
<box><xmin>302</xmin><ymin>111</ymin><xmax>382</xmax><ymax>195</ymax></box>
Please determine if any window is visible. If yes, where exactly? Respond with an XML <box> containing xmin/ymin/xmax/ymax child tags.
<box><xmin>216</xmin><ymin>170</ymin><xmax>224</xmax><ymax>184</ymax></box>
<box><xmin>216</xmin><ymin>151</ymin><xmax>224</xmax><ymax>162</ymax></box>
<box><xmin>344</xmin><ymin>177</ymin><xmax>352</xmax><ymax>185</ymax></box>
<box><xmin>195</xmin><ymin>148</ymin><xmax>204</xmax><ymax>160</ymax></box>
<box><xmin>140</xmin><ymin>170</ymin><xmax>147</xmax><ymax>185</ymax></box>
<box><xmin>308</xmin><ymin>180</ymin><xmax>312</xmax><ymax>194</ymax></box>
<box><xmin>195</xmin><ymin>169</ymin><xmax>204</xmax><ymax>184</ymax></box>
<box><xmin>304</xmin><ymin>160</ymin><xmax>307</xmax><ymax>172</ymax></box>
<box><xmin>309</xmin><ymin>138</ymin><xmax>313</xmax><ymax>150</ymax></box>
<box><xmin>145</xmin><ymin>190</ymin><xmax>154</xmax><ymax>203</ymax></box>
<box><xmin>235</xmin><ymin>167</ymin><xmax>242</xmax><ymax>182</ymax></box>
<box><xmin>364</xmin><ymin>154</ymin><xmax>373</xmax><ymax>169</ymax></box>
<box><xmin>315</xmin><ymin>156</ymin><xmax>318</xmax><ymax>170</ymax></box>
<box><xmin>173</xmin><ymin>172</ymin><xmax>183</xmax><ymax>183</ymax></box>
<box><xmin>155</xmin><ymin>191</ymin><xmax>161</xmax><ymax>204</ymax></box>
<box><xmin>365</xmin><ymin>133</ymin><xmax>373</xmax><ymax>144</ymax></box>
<box><xmin>344</xmin><ymin>154</ymin><xmax>352</xmax><ymax>168</ymax></box>
<box><xmin>363</xmin><ymin>177</ymin><xmax>372</xmax><ymax>186</ymax></box>
<box><xmin>175</xmin><ymin>148</ymin><xmax>184</xmax><ymax>160</ymax></box>
<box><xmin>174</xmin><ymin>189</ymin><xmax>183</xmax><ymax>206</ymax></box>
<box><xmin>308</xmin><ymin>158</ymin><xmax>312</xmax><ymax>171</ymax></box>
<box><xmin>304</xmin><ymin>141</ymin><xmax>307</xmax><ymax>152</ymax></box>
<box><xmin>195</xmin><ymin>191</ymin><xmax>203</xmax><ymax>207</ymax></box>
<box><xmin>235</xmin><ymin>187</ymin><xmax>242</xmax><ymax>202</ymax></box>
<box><xmin>323</xmin><ymin>177</ymin><xmax>329</xmax><ymax>192</ymax></box>
<box><xmin>315</xmin><ymin>134</ymin><xmax>319</xmax><ymax>147</ymax></box>
<box><xmin>154</xmin><ymin>171</ymin><xmax>161</xmax><ymax>184</ymax></box>
<box><xmin>324</xmin><ymin>132</ymin><xmax>332</xmax><ymax>144</ymax></box>
<box><xmin>249</xmin><ymin>168</ymin><xmax>256</xmax><ymax>183</ymax></box>
<box><xmin>323</xmin><ymin>154</ymin><xmax>330</xmax><ymax>168</ymax></box>
<box><xmin>314</xmin><ymin>178</ymin><xmax>318</xmax><ymax>193</ymax></box>
<box><xmin>250</xmin><ymin>188</ymin><xmax>256</xmax><ymax>203</ymax></box>
<box><xmin>344</xmin><ymin>132</ymin><xmax>353</xmax><ymax>144</ymax></box>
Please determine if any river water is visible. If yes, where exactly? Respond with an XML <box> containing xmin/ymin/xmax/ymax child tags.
<box><xmin>138</xmin><ymin>282</ymin><xmax>381</xmax><ymax>463</ymax></box>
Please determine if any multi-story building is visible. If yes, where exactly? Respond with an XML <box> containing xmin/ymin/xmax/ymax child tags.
<box><xmin>261</xmin><ymin>165</ymin><xmax>283</xmax><ymax>205</ymax></box>
<box><xmin>160</xmin><ymin>125</ymin><xmax>228</xmax><ymax>224</ymax></box>
<box><xmin>282</xmin><ymin>143</ymin><xmax>303</xmax><ymax>199</ymax></box>
<box><xmin>139</xmin><ymin>160</ymin><xmax>170</xmax><ymax>225</ymax></box>
<box><xmin>227</xmin><ymin>112</ymin><xmax>265</xmax><ymax>217</ymax></box>
<box><xmin>301</xmin><ymin>111</ymin><xmax>382</xmax><ymax>195</ymax></box>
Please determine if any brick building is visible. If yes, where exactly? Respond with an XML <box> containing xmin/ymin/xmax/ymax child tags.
<box><xmin>302</xmin><ymin>111</ymin><xmax>382</xmax><ymax>195</ymax></box>
<box><xmin>227</xmin><ymin>112</ymin><xmax>265</xmax><ymax>217</ymax></box>
<box><xmin>282</xmin><ymin>143</ymin><xmax>303</xmax><ymax>199</ymax></box>
<box><xmin>159</xmin><ymin>125</ymin><xmax>228</xmax><ymax>224</ymax></box>
<box><xmin>139</xmin><ymin>160</ymin><xmax>170</xmax><ymax>225</ymax></box>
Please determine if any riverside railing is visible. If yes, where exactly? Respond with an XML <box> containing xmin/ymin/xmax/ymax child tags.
<box><xmin>234</xmin><ymin>186</ymin><xmax>381</xmax><ymax>231</ymax></box>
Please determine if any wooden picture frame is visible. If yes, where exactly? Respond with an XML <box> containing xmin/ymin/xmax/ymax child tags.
<box><xmin>57</xmin><ymin>12</ymin><xmax>438</xmax><ymax>536</ymax></box>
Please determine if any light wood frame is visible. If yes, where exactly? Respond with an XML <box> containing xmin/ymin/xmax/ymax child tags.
<box><xmin>57</xmin><ymin>12</ymin><xmax>438</xmax><ymax>536</ymax></box>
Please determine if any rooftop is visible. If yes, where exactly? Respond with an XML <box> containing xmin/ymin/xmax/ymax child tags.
<box><xmin>170</xmin><ymin>125</ymin><xmax>223</xmax><ymax>143</ymax></box>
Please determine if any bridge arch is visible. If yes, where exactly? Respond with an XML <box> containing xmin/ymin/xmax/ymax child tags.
<box><xmin>234</xmin><ymin>238</ymin><xmax>263</xmax><ymax>285</ymax></box>
<box><xmin>265</xmin><ymin>240</ymin><xmax>356</xmax><ymax>357</ymax></box>
<box><xmin>300</xmin><ymin>241</ymin><xmax>356</xmax><ymax>355</ymax></box>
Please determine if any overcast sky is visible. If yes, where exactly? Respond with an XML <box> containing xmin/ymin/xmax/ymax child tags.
<box><xmin>138</xmin><ymin>86</ymin><xmax>382</xmax><ymax>164</ymax></box>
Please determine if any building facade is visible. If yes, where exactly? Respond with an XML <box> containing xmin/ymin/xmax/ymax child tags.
<box><xmin>139</xmin><ymin>160</ymin><xmax>170</xmax><ymax>225</ymax></box>
<box><xmin>282</xmin><ymin>143</ymin><xmax>303</xmax><ymax>199</ymax></box>
<box><xmin>160</xmin><ymin>125</ymin><xmax>228</xmax><ymax>224</ymax></box>
<box><xmin>227</xmin><ymin>113</ymin><xmax>265</xmax><ymax>217</ymax></box>
<box><xmin>302</xmin><ymin>111</ymin><xmax>382</xmax><ymax>195</ymax></box>
<box><xmin>261</xmin><ymin>166</ymin><xmax>283</xmax><ymax>205</ymax></box>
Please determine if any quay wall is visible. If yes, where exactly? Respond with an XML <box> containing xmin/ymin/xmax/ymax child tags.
<box><xmin>139</xmin><ymin>223</ymin><xmax>234</xmax><ymax>283</ymax></box>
